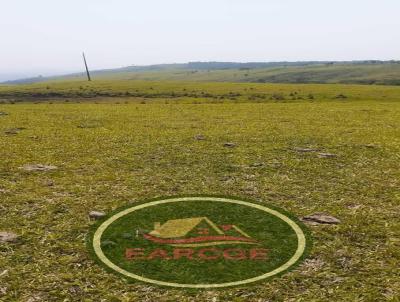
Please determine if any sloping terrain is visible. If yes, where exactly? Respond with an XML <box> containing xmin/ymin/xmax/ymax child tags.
<box><xmin>4</xmin><ymin>61</ymin><xmax>400</xmax><ymax>86</ymax></box>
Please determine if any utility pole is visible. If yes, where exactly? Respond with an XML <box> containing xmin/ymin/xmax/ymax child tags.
<box><xmin>82</xmin><ymin>52</ymin><xmax>91</xmax><ymax>81</ymax></box>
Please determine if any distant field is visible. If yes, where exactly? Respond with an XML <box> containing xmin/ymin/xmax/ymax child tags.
<box><xmin>1</xmin><ymin>80</ymin><xmax>400</xmax><ymax>104</ymax></box>
<box><xmin>4</xmin><ymin>62</ymin><xmax>400</xmax><ymax>86</ymax></box>
<box><xmin>88</xmin><ymin>63</ymin><xmax>400</xmax><ymax>85</ymax></box>
<box><xmin>0</xmin><ymin>81</ymin><xmax>399</xmax><ymax>301</ymax></box>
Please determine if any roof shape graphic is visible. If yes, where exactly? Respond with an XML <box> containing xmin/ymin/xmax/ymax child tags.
<box><xmin>149</xmin><ymin>217</ymin><xmax>225</xmax><ymax>238</ymax></box>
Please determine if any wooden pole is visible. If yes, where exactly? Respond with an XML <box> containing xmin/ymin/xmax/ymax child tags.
<box><xmin>82</xmin><ymin>52</ymin><xmax>92</xmax><ymax>81</ymax></box>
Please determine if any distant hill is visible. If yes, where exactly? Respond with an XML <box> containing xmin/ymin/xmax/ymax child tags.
<box><xmin>3</xmin><ymin>60</ymin><xmax>400</xmax><ymax>85</ymax></box>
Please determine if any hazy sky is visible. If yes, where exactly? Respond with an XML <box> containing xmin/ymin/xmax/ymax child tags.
<box><xmin>1</xmin><ymin>0</ymin><xmax>400</xmax><ymax>81</ymax></box>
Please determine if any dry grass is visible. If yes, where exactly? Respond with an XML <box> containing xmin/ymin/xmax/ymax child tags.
<box><xmin>0</xmin><ymin>81</ymin><xmax>399</xmax><ymax>301</ymax></box>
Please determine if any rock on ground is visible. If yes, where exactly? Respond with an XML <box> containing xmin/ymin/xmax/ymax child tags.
<box><xmin>89</xmin><ymin>211</ymin><xmax>106</xmax><ymax>219</ymax></box>
<box><xmin>0</xmin><ymin>231</ymin><xmax>19</xmax><ymax>243</ymax></box>
<box><xmin>19</xmin><ymin>164</ymin><xmax>58</xmax><ymax>172</ymax></box>
<box><xmin>318</xmin><ymin>153</ymin><xmax>337</xmax><ymax>158</ymax></box>
<box><xmin>4</xmin><ymin>127</ymin><xmax>26</xmax><ymax>135</ymax></box>
<box><xmin>223</xmin><ymin>142</ymin><xmax>236</xmax><ymax>148</ymax></box>
<box><xmin>249</xmin><ymin>162</ymin><xmax>264</xmax><ymax>167</ymax></box>
<box><xmin>44</xmin><ymin>179</ymin><xmax>55</xmax><ymax>186</ymax></box>
<box><xmin>194</xmin><ymin>134</ymin><xmax>206</xmax><ymax>140</ymax></box>
<box><xmin>302</xmin><ymin>213</ymin><xmax>341</xmax><ymax>225</ymax></box>
<box><xmin>293</xmin><ymin>147</ymin><xmax>319</xmax><ymax>152</ymax></box>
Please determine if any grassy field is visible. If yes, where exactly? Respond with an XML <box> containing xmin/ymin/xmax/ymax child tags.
<box><xmin>85</xmin><ymin>63</ymin><xmax>400</xmax><ymax>85</ymax></box>
<box><xmin>1</xmin><ymin>80</ymin><xmax>400</xmax><ymax>103</ymax></box>
<box><xmin>0</xmin><ymin>81</ymin><xmax>399</xmax><ymax>301</ymax></box>
<box><xmin>5</xmin><ymin>62</ymin><xmax>400</xmax><ymax>86</ymax></box>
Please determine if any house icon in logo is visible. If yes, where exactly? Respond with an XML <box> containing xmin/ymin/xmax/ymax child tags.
<box><xmin>143</xmin><ymin>217</ymin><xmax>259</xmax><ymax>247</ymax></box>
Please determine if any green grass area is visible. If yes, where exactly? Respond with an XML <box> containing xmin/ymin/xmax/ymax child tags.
<box><xmin>89</xmin><ymin>197</ymin><xmax>308</xmax><ymax>287</ymax></box>
<box><xmin>88</xmin><ymin>63</ymin><xmax>400</xmax><ymax>85</ymax></box>
<box><xmin>1</xmin><ymin>80</ymin><xmax>400</xmax><ymax>103</ymax></box>
<box><xmin>0</xmin><ymin>81</ymin><xmax>399</xmax><ymax>301</ymax></box>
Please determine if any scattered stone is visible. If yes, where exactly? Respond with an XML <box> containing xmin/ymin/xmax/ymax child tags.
<box><xmin>19</xmin><ymin>164</ymin><xmax>58</xmax><ymax>172</ymax></box>
<box><xmin>223</xmin><ymin>142</ymin><xmax>236</xmax><ymax>148</ymax></box>
<box><xmin>68</xmin><ymin>285</ymin><xmax>82</xmax><ymax>295</ymax></box>
<box><xmin>44</xmin><ymin>180</ymin><xmax>55</xmax><ymax>186</ymax></box>
<box><xmin>293</xmin><ymin>147</ymin><xmax>319</xmax><ymax>153</ymax></box>
<box><xmin>4</xmin><ymin>127</ymin><xmax>26</xmax><ymax>135</ymax></box>
<box><xmin>249</xmin><ymin>162</ymin><xmax>264</xmax><ymax>168</ymax></box>
<box><xmin>302</xmin><ymin>213</ymin><xmax>341</xmax><ymax>225</ymax></box>
<box><xmin>194</xmin><ymin>134</ymin><xmax>206</xmax><ymax>140</ymax></box>
<box><xmin>220</xmin><ymin>175</ymin><xmax>234</xmax><ymax>182</ymax></box>
<box><xmin>243</xmin><ymin>174</ymin><xmax>256</xmax><ymax>180</ymax></box>
<box><xmin>300</xmin><ymin>258</ymin><xmax>326</xmax><ymax>274</ymax></box>
<box><xmin>364</xmin><ymin>144</ymin><xmax>377</xmax><ymax>149</ymax></box>
<box><xmin>0</xmin><ymin>231</ymin><xmax>19</xmax><ymax>243</ymax></box>
<box><xmin>0</xmin><ymin>111</ymin><xmax>8</xmax><ymax>116</ymax></box>
<box><xmin>318</xmin><ymin>153</ymin><xmax>337</xmax><ymax>158</ymax></box>
<box><xmin>335</xmin><ymin>94</ymin><xmax>348</xmax><ymax>99</ymax></box>
<box><xmin>89</xmin><ymin>210</ymin><xmax>106</xmax><ymax>220</ymax></box>
<box><xmin>347</xmin><ymin>204</ymin><xmax>362</xmax><ymax>210</ymax></box>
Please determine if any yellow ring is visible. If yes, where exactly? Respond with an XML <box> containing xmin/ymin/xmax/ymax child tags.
<box><xmin>93</xmin><ymin>197</ymin><xmax>307</xmax><ymax>288</ymax></box>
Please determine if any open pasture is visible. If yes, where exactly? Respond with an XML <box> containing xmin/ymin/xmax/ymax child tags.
<box><xmin>0</xmin><ymin>81</ymin><xmax>399</xmax><ymax>301</ymax></box>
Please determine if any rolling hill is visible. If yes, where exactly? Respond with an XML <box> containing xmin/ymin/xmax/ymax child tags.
<box><xmin>3</xmin><ymin>61</ymin><xmax>400</xmax><ymax>86</ymax></box>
